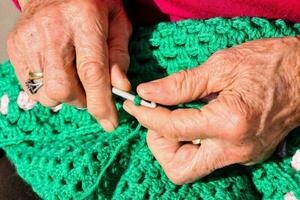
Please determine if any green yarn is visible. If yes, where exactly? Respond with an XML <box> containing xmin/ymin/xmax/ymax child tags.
<box><xmin>0</xmin><ymin>17</ymin><xmax>299</xmax><ymax>200</ymax></box>
<box><xmin>133</xmin><ymin>96</ymin><xmax>142</xmax><ymax>106</ymax></box>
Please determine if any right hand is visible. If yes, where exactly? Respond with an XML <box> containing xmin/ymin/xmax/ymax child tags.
<box><xmin>7</xmin><ymin>0</ymin><xmax>133</xmax><ymax>132</ymax></box>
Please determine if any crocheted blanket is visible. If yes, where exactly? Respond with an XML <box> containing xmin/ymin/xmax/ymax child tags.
<box><xmin>0</xmin><ymin>18</ymin><xmax>299</xmax><ymax>200</ymax></box>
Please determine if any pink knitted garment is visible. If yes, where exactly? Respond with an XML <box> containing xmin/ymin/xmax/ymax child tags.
<box><xmin>152</xmin><ymin>0</ymin><xmax>300</xmax><ymax>22</ymax></box>
<box><xmin>12</xmin><ymin>0</ymin><xmax>300</xmax><ymax>23</ymax></box>
<box><xmin>12</xmin><ymin>0</ymin><xmax>20</xmax><ymax>10</ymax></box>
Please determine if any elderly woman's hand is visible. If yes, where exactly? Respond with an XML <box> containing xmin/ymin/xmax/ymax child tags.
<box><xmin>123</xmin><ymin>37</ymin><xmax>300</xmax><ymax>184</ymax></box>
<box><xmin>7</xmin><ymin>0</ymin><xmax>132</xmax><ymax>132</ymax></box>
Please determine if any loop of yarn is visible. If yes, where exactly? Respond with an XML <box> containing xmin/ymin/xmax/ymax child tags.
<box><xmin>0</xmin><ymin>94</ymin><xmax>9</xmax><ymax>115</ymax></box>
<box><xmin>133</xmin><ymin>96</ymin><xmax>142</xmax><ymax>106</ymax></box>
<box><xmin>0</xmin><ymin>18</ymin><xmax>299</xmax><ymax>200</ymax></box>
<box><xmin>17</xmin><ymin>91</ymin><xmax>37</xmax><ymax>111</ymax></box>
<box><xmin>51</xmin><ymin>104</ymin><xmax>63</xmax><ymax>112</ymax></box>
<box><xmin>284</xmin><ymin>192</ymin><xmax>298</xmax><ymax>200</ymax></box>
<box><xmin>291</xmin><ymin>150</ymin><xmax>300</xmax><ymax>171</ymax></box>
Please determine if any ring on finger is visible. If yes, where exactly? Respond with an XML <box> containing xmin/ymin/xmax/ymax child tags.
<box><xmin>29</xmin><ymin>71</ymin><xmax>43</xmax><ymax>80</ymax></box>
<box><xmin>26</xmin><ymin>71</ymin><xmax>44</xmax><ymax>94</ymax></box>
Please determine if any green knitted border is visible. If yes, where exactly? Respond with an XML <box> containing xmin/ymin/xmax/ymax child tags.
<box><xmin>0</xmin><ymin>18</ymin><xmax>299</xmax><ymax>200</ymax></box>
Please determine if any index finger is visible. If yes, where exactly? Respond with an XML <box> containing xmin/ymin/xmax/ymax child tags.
<box><xmin>123</xmin><ymin>100</ymin><xmax>213</xmax><ymax>141</ymax></box>
<box><xmin>123</xmin><ymin>93</ymin><xmax>241</xmax><ymax>141</ymax></box>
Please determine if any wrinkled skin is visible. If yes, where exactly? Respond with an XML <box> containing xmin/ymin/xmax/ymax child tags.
<box><xmin>7</xmin><ymin>0</ymin><xmax>300</xmax><ymax>185</ymax></box>
<box><xmin>123</xmin><ymin>37</ymin><xmax>300</xmax><ymax>184</ymax></box>
<box><xmin>7</xmin><ymin>0</ymin><xmax>132</xmax><ymax>132</ymax></box>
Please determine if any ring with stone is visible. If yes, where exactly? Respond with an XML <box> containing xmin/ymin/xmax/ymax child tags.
<box><xmin>26</xmin><ymin>72</ymin><xmax>44</xmax><ymax>94</ymax></box>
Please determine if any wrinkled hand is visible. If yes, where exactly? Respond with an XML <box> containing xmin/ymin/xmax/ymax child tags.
<box><xmin>123</xmin><ymin>37</ymin><xmax>300</xmax><ymax>184</ymax></box>
<box><xmin>7</xmin><ymin>0</ymin><xmax>132</xmax><ymax>132</ymax></box>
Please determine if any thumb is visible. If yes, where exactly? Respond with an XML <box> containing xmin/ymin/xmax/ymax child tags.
<box><xmin>137</xmin><ymin>60</ymin><xmax>230</xmax><ymax>105</ymax></box>
<box><xmin>137</xmin><ymin>67</ymin><xmax>209</xmax><ymax>105</ymax></box>
<box><xmin>109</xmin><ymin>7</ymin><xmax>132</xmax><ymax>91</ymax></box>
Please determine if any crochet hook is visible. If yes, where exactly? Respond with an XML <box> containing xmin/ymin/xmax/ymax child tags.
<box><xmin>112</xmin><ymin>87</ymin><xmax>157</xmax><ymax>108</ymax></box>
<box><xmin>112</xmin><ymin>87</ymin><xmax>201</xmax><ymax>145</ymax></box>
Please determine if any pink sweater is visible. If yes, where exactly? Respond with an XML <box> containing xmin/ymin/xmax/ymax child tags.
<box><xmin>12</xmin><ymin>0</ymin><xmax>300</xmax><ymax>24</ymax></box>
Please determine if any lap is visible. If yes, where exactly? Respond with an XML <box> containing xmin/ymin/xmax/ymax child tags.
<box><xmin>0</xmin><ymin>150</ymin><xmax>39</xmax><ymax>200</ymax></box>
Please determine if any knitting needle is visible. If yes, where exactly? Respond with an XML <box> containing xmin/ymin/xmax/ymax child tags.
<box><xmin>112</xmin><ymin>87</ymin><xmax>157</xmax><ymax>108</ymax></box>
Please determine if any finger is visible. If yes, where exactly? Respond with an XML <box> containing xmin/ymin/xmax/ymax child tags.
<box><xmin>147</xmin><ymin>130</ymin><xmax>235</xmax><ymax>184</ymax></box>
<box><xmin>43</xmin><ymin>37</ymin><xmax>86</xmax><ymax>108</ymax></box>
<box><xmin>44</xmin><ymin>56</ymin><xmax>87</xmax><ymax>108</ymax></box>
<box><xmin>13</xmin><ymin>26</ymin><xmax>59</xmax><ymax>107</ymax></box>
<box><xmin>73</xmin><ymin>19</ymin><xmax>118</xmax><ymax>132</ymax></box>
<box><xmin>7</xmin><ymin>34</ymin><xmax>58</xmax><ymax>107</ymax></box>
<box><xmin>123</xmin><ymin>100</ymin><xmax>212</xmax><ymax>141</ymax></box>
<box><xmin>136</xmin><ymin>56</ymin><xmax>232</xmax><ymax>105</ymax></box>
<box><xmin>137</xmin><ymin>67</ymin><xmax>209</xmax><ymax>105</ymax></box>
<box><xmin>124</xmin><ymin>93</ymin><xmax>243</xmax><ymax>141</ymax></box>
<box><xmin>109</xmin><ymin>7</ymin><xmax>132</xmax><ymax>91</ymax></box>
<box><xmin>146</xmin><ymin>130</ymin><xmax>199</xmax><ymax>184</ymax></box>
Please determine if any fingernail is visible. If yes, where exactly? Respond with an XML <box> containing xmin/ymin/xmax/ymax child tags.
<box><xmin>115</xmin><ymin>68</ymin><xmax>132</xmax><ymax>91</ymax></box>
<box><xmin>119</xmin><ymin>67</ymin><xmax>127</xmax><ymax>80</ymax></box>
<box><xmin>120</xmin><ymin>78</ymin><xmax>132</xmax><ymax>91</ymax></box>
<box><xmin>100</xmin><ymin>120</ymin><xmax>115</xmax><ymax>132</ymax></box>
<box><xmin>123</xmin><ymin>101</ymin><xmax>133</xmax><ymax>115</ymax></box>
<box><xmin>138</xmin><ymin>80</ymin><xmax>159</xmax><ymax>95</ymax></box>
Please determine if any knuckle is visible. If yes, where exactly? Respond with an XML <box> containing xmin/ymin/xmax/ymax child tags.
<box><xmin>161</xmin><ymin>115</ymin><xmax>178</xmax><ymax>140</ymax></box>
<box><xmin>208</xmin><ymin>48</ymin><xmax>243</xmax><ymax>73</ymax></box>
<box><xmin>40</xmin><ymin>17</ymin><xmax>59</xmax><ymax>35</ymax></box>
<box><xmin>68</xmin><ymin>0</ymin><xmax>94</xmax><ymax>16</ymax></box>
<box><xmin>210</xmin><ymin>50</ymin><xmax>228</xmax><ymax>61</ymax></box>
<box><xmin>45</xmin><ymin>78</ymin><xmax>72</xmax><ymax>102</ymax></box>
<box><xmin>174</xmin><ymin>70</ymin><xmax>190</xmax><ymax>85</ymax></box>
<box><xmin>165</xmin><ymin>112</ymin><xmax>185</xmax><ymax>141</ymax></box>
<box><xmin>16</xmin><ymin>24</ymin><xmax>36</xmax><ymax>41</ymax></box>
<box><xmin>65</xmin><ymin>1</ymin><xmax>108</xmax><ymax>35</ymax></box>
<box><xmin>211</xmin><ymin>48</ymin><xmax>242</xmax><ymax>61</ymax></box>
<box><xmin>78</xmin><ymin>61</ymin><xmax>107</xmax><ymax>86</ymax></box>
<box><xmin>78</xmin><ymin>0</ymin><xmax>98</xmax><ymax>15</ymax></box>
<box><xmin>173</xmin><ymin>70</ymin><xmax>195</xmax><ymax>101</ymax></box>
<box><xmin>73</xmin><ymin>1</ymin><xmax>106</xmax><ymax>26</ymax></box>
<box><xmin>40</xmin><ymin>15</ymin><xmax>54</xmax><ymax>27</ymax></box>
<box><xmin>224</xmin><ymin>111</ymin><xmax>250</xmax><ymax>141</ymax></box>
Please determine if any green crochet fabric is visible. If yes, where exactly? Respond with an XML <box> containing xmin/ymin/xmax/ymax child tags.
<box><xmin>0</xmin><ymin>17</ymin><xmax>300</xmax><ymax>200</ymax></box>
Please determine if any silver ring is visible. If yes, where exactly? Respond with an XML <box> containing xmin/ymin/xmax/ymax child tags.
<box><xmin>25</xmin><ymin>79</ymin><xmax>43</xmax><ymax>94</ymax></box>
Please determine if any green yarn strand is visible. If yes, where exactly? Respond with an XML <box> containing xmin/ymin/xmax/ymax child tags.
<box><xmin>133</xmin><ymin>96</ymin><xmax>142</xmax><ymax>106</ymax></box>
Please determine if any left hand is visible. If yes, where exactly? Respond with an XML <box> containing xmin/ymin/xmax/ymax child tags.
<box><xmin>123</xmin><ymin>37</ymin><xmax>300</xmax><ymax>185</ymax></box>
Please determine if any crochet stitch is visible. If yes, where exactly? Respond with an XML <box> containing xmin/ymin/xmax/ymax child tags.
<box><xmin>133</xmin><ymin>96</ymin><xmax>142</xmax><ymax>106</ymax></box>
<box><xmin>0</xmin><ymin>18</ymin><xmax>299</xmax><ymax>200</ymax></box>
